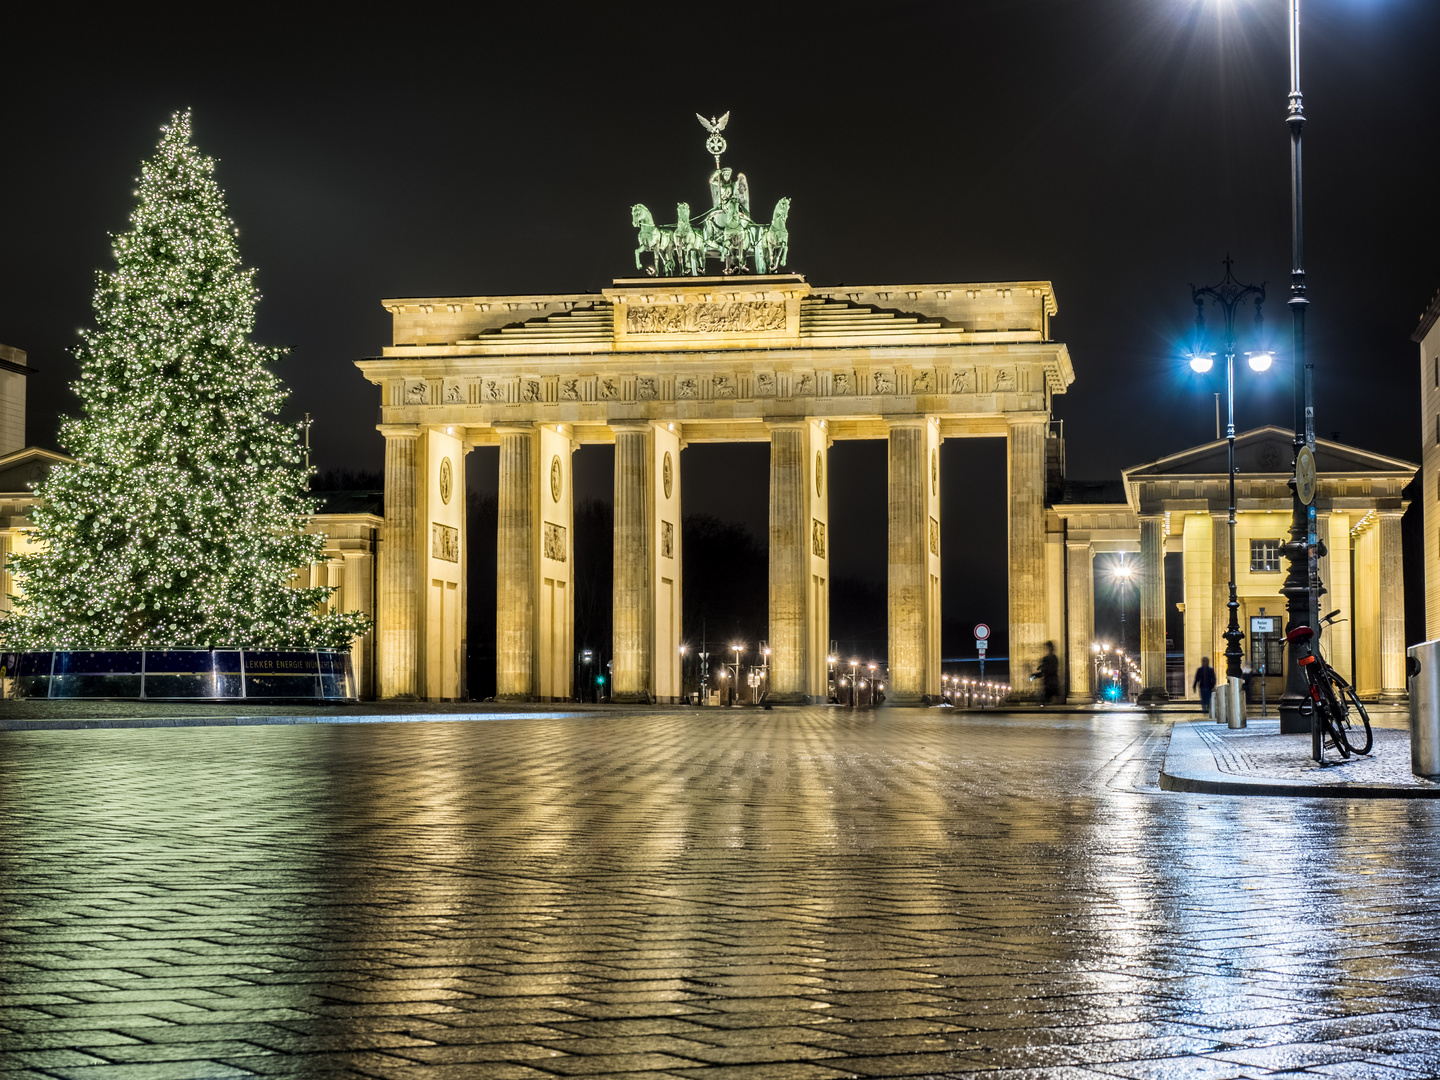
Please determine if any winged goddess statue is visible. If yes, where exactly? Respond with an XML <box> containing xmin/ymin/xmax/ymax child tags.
<box><xmin>697</xmin><ymin>111</ymin><xmax>730</xmax><ymax>168</ymax></box>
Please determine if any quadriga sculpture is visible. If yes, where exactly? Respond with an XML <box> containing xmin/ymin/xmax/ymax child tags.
<box><xmin>631</xmin><ymin>204</ymin><xmax>675</xmax><ymax>277</ymax></box>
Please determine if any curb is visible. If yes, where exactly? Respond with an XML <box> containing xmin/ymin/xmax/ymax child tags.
<box><xmin>1160</xmin><ymin>719</ymin><xmax>1440</xmax><ymax>799</ymax></box>
<box><xmin>1157</xmin><ymin>767</ymin><xmax>1440</xmax><ymax>799</ymax></box>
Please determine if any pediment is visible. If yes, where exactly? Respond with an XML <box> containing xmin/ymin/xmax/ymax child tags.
<box><xmin>0</xmin><ymin>446</ymin><xmax>71</xmax><ymax>495</ymax></box>
<box><xmin>1124</xmin><ymin>426</ymin><xmax>1415</xmax><ymax>481</ymax></box>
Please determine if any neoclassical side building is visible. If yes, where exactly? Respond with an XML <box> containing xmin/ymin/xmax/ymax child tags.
<box><xmin>1054</xmin><ymin>427</ymin><xmax>1415</xmax><ymax>703</ymax></box>
<box><xmin>357</xmin><ymin>275</ymin><xmax>1074</xmax><ymax>702</ymax></box>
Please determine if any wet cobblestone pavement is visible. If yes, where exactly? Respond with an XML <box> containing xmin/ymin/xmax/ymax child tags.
<box><xmin>3</xmin><ymin>709</ymin><xmax>1439</xmax><ymax>1079</ymax></box>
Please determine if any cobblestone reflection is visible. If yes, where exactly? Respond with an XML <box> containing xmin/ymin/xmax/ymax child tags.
<box><xmin>2</xmin><ymin>710</ymin><xmax>1439</xmax><ymax>1077</ymax></box>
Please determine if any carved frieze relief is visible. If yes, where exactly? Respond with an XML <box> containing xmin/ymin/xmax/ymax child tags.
<box><xmin>625</xmin><ymin>301</ymin><xmax>786</xmax><ymax>334</ymax></box>
<box><xmin>560</xmin><ymin>378</ymin><xmax>579</xmax><ymax>400</ymax></box>
<box><xmin>755</xmin><ymin>372</ymin><xmax>775</xmax><ymax>397</ymax></box>
<box><xmin>432</xmin><ymin>523</ymin><xmax>460</xmax><ymax>563</ymax></box>
<box><xmin>543</xmin><ymin>522</ymin><xmax>567</xmax><ymax>562</ymax></box>
<box><xmin>874</xmin><ymin>370</ymin><xmax>894</xmax><ymax>395</ymax></box>
<box><xmin>713</xmin><ymin>374</ymin><xmax>736</xmax><ymax>398</ymax></box>
<box><xmin>994</xmin><ymin>367</ymin><xmax>1017</xmax><ymax>392</ymax></box>
<box><xmin>636</xmin><ymin>376</ymin><xmax>657</xmax><ymax>400</ymax></box>
<box><xmin>676</xmin><ymin>377</ymin><xmax>698</xmax><ymax>399</ymax></box>
<box><xmin>833</xmin><ymin>372</ymin><xmax>853</xmax><ymax>396</ymax></box>
<box><xmin>912</xmin><ymin>370</ymin><xmax>933</xmax><ymax>393</ymax></box>
<box><xmin>951</xmin><ymin>368</ymin><xmax>975</xmax><ymax>393</ymax></box>
<box><xmin>443</xmin><ymin>381</ymin><xmax>463</xmax><ymax>404</ymax></box>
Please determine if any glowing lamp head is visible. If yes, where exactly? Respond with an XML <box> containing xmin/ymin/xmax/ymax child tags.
<box><xmin>1188</xmin><ymin>352</ymin><xmax>1214</xmax><ymax>373</ymax></box>
<box><xmin>1247</xmin><ymin>350</ymin><xmax>1273</xmax><ymax>372</ymax></box>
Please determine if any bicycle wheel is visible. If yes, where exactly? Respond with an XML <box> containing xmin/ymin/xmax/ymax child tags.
<box><xmin>1311</xmin><ymin>674</ymin><xmax>1351</xmax><ymax>758</ymax></box>
<box><xmin>1336</xmin><ymin>683</ymin><xmax>1374</xmax><ymax>756</ymax></box>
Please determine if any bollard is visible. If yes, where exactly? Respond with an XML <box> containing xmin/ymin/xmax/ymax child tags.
<box><xmin>1214</xmin><ymin>683</ymin><xmax>1227</xmax><ymax>725</ymax></box>
<box><xmin>1227</xmin><ymin>677</ymin><xmax>1246</xmax><ymax>730</ymax></box>
<box><xmin>1407</xmin><ymin>641</ymin><xmax>1440</xmax><ymax>778</ymax></box>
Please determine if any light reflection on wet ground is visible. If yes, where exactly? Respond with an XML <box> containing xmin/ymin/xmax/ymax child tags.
<box><xmin>2</xmin><ymin>709</ymin><xmax>1439</xmax><ymax>1078</ymax></box>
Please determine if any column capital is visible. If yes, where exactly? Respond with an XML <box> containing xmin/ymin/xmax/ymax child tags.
<box><xmin>376</xmin><ymin>424</ymin><xmax>422</xmax><ymax>439</ymax></box>
<box><xmin>1004</xmin><ymin>411</ymin><xmax>1050</xmax><ymax>428</ymax></box>
<box><xmin>609</xmin><ymin>420</ymin><xmax>654</xmax><ymax>435</ymax></box>
<box><xmin>493</xmin><ymin>423</ymin><xmax>537</xmax><ymax>436</ymax></box>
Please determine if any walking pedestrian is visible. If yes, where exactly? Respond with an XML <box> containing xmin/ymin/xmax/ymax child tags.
<box><xmin>1193</xmin><ymin>656</ymin><xmax>1217</xmax><ymax>714</ymax></box>
<box><xmin>1037</xmin><ymin>641</ymin><xmax>1060</xmax><ymax>706</ymax></box>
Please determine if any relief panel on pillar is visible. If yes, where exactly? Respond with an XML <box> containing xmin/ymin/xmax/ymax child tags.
<box><xmin>425</xmin><ymin>427</ymin><xmax>465</xmax><ymax>701</ymax></box>
<box><xmin>652</xmin><ymin>424</ymin><xmax>683</xmax><ymax>702</ymax></box>
<box><xmin>808</xmin><ymin>420</ymin><xmax>831</xmax><ymax>701</ymax></box>
<box><xmin>538</xmin><ymin>425</ymin><xmax>574</xmax><ymax>702</ymax></box>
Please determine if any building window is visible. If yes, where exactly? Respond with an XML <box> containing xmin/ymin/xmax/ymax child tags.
<box><xmin>1250</xmin><ymin>633</ymin><xmax>1285</xmax><ymax>677</ymax></box>
<box><xmin>1250</xmin><ymin>538</ymin><xmax>1282</xmax><ymax>572</ymax></box>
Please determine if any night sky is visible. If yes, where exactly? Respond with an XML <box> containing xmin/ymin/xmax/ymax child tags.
<box><xmin>5</xmin><ymin>1</ymin><xmax>1438</xmax><ymax>667</ymax></box>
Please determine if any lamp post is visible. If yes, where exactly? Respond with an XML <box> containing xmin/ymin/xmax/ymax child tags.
<box><xmin>731</xmin><ymin>643</ymin><xmax>743</xmax><ymax>706</ymax></box>
<box><xmin>1278</xmin><ymin>0</ymin><xmax>1322</xmax><ymax>748</ymax></box>
<box><xmin>1189</xmin><ymin>257</ymin><xmax>1269</xmax><ymax>685</ymax></box>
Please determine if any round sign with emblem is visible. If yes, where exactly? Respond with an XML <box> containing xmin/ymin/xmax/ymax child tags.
<box><xmin>439</xmin><ymin>457</ymin><xmax>453</xmax><ymax>504</ymax></box>
<box><xmin>663</xmin><ymin>451</ymin><xmax>673</xmax><ymax>499</ymax></box>
<box><xmin>550</xmin><ymin>455</ymin><xmax>563</xmax><ymax>503</ymax></box>
<box><xmin>974</xmin><ymin>623</ymin><xmax>990</xmax><ymax>641</ymax></box>
<box><xmin>1296</xmin><ymin>444</ymin><xmax>1317</xmax><ymax>506</ymax></box>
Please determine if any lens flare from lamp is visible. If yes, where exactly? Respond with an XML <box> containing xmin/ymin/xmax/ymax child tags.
<box><xmin>1189</xmin><ymin>353</ymin><xmax>1214</xmax><ymax>373</ymax></box>
<box><xmin>1247</xmin><ymin>351</ymin><xmax>1273</xmax><ymax>372</ymax></box>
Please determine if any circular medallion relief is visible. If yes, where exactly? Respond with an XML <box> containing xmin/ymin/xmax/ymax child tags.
<box><xmin>931</xmin><ymin>449</ymin><xmax>938</xmax><ymax>496</ymax></box>
<box><xmin>815</xmin><ymin>452</ymin><xmax>824</xmax><ymax>496</ymax></box>
<box><xmin>663</xmin><ymin>451</ymin><xmax>673</xmax><ymax>499</ymax></box>
<box><xmin>439</xmin><ymin>457</ymin><xmax>453</xmax><ymax>505</ymax></box>
<box><xmin>550</xmin><ymin>455</ymin><xmax>563</xmax><ymax>503</ymax></box>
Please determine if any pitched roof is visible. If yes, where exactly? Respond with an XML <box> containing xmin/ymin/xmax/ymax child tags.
<box><xmin>1122</xmin><ymin>425</ymin><xmax>1416</xmax><ymax>481</ymax></box>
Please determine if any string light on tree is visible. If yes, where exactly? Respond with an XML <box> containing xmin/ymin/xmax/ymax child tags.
<box><xmin>0</xmin><ymin>111</ymin><xmax>368</xmax><ymax>651</ymax></box>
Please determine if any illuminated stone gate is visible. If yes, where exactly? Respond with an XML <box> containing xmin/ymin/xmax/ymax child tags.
<box><xmin>356</xmin><ymin>275</ymin><xmax>1075</xmax><ymax>702</ymax></box>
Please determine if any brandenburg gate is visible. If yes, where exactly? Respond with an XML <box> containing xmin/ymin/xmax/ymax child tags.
<box><xmin>357</xmin><ymin>275</ymin><xmax>1074</xmax><ymax>702</ymax></box>
<box><xmin>353</xmin><ymin>114</ymin><xmax>1075</xmax><ymax>703</ymax></box>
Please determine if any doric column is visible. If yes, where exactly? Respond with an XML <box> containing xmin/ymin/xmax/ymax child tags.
<box><xmin>769</xmin><ymin>423</ymin><xmax>810</xmax><ymax>703</ymax></box>
<box><xmin>888</xmin><ymin>419</ymin><xmax>941</xmax><ymax>702</ymax></box>
<box><xmin>613</xmin><ymin>423</ymin><xmax>653</xmax><ymax>701</ymax></box>
<box><xmin>496</xmin><ymin>427</ymin><xmax>535</xmax><ymax>700</ymax></box>
<box><xmin>343</xmin><ymin>551</ymin><xmax>375</xmax><ymax>699</ymax></box>
<box><xmin>379</xmin><ymin>427</ymin><xmax>420</xmax><ymax>699</ymax></box>
<box><xmin>1065</xmin><ymin>540</ymin><xmax>1094</xmax><ymax>702</ymax></box>
<box><xmin>1137</xmin><ymin>513</ymin><xmax>1168</xmax><ymax>702</ymax></box>
<box><xmin>1007</xmin><ymin>417</ymin><xmax>1047</xmax><ymax>699</ymax></box>
<box><xmin>1354</xmin><ymin>518</ymin><xmax>1380</xmax><ymax>696</ymax></box>
<box><xmin>1211</xmin><ymin>509</ymin><xmax>1230</xmax><ymax>667</ymax></box>
<box><xmin>1181</xmin><ymin>512</ymin><xmax>1214</xmax><ymax>698</ymax></box>
<box><xmin>1379</xmin><ymin>509</ymin><xmax>1406</xmax><ymax>699</ymax></box>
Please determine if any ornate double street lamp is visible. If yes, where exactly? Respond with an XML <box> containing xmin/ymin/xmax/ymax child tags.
<box><xmin>1188</xmin><ymin>258</ymin><xmax>1270</xmax><ymax>690</ymax></box>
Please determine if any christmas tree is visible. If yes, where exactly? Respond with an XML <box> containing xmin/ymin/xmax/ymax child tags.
<box><xmin>1</xmin><ymin>112</ymin><xmax>368</xmax><ymax>651</ymax></box>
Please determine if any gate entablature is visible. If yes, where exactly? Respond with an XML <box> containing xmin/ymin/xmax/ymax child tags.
<box><xmin>357</xmin><ymin>276</ymin><xmax>1074</xmax><ymax>447</ymax></box>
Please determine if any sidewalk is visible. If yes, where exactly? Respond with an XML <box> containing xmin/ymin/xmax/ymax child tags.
<box><xmin>1160</xmin><ymin>708</ymin><xmax>1440</xmax><ymax>797</ymax></box>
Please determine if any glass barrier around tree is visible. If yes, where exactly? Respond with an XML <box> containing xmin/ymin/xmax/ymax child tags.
<box><xmin>5</xmin><ymin>650</ymin><xmax>355</xmax><ymax>701</ymax></box>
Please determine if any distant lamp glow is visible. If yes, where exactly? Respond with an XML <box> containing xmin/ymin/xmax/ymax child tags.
<box><xmin>1189</xmin><ymin>352</ymin><xmax>1214</xmax><ymax>373</ymax></box>
<box><xmin>1246</xmin><ymin>350</ymin><xmax>1273</xmax><ymax>372</ymax></box>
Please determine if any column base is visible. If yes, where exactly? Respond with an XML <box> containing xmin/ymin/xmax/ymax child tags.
<box><xmin>1066</xmin><ymin>693</ymin><xmax>1093</xmax><ymax>705</ymax></box>
<box><xmin>1136</xmin><ymin>689</ymin><xmax>1169</xmax><ymax>704</ymax></box>
<box><xmin>495</xmin><ymin>692</ymin><xmax>534</xmax><ymax>703</ymax></box>
<box><xmin>765</xmin><ymin>692</ymin><xmax>808</xmax><ymax>706</ymax></box>
<box><xmin>611</xmin><ymin>691</ymin><xmax>653</xmax><ymax>704</ymax></box>
<box><xmin>1379</xmin><ymin>690</ymin><xmax>1408</xmax><ymax>703</ymax></box>
<box><xmin>885</xmin><ymin>691</ymin><xmax>928</xmax><ymax>707</ymax></box>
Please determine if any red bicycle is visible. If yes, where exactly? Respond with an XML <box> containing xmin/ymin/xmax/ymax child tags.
<box><xmin>1285</xmin><ymin>611</ymin><xmax>1372</xmax><ymax>757</ymax></box>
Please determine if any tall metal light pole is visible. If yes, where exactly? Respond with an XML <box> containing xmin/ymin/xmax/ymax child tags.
<box><xmin>1278</xmin><ymin>0</ymin><xmax>1322</xmax><ymax>746</ymax></box>
<box><xmin>1190</xmin><ymin>258</ymin><xmax>1268</xmax><ymax>684</ymax></box>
